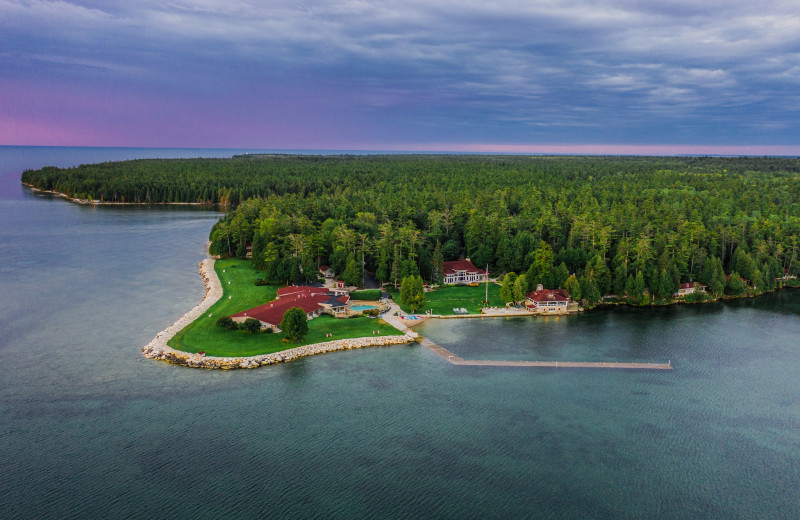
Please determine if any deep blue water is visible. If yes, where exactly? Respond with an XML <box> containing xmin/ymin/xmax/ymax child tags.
<box><xmin>1</xmin><ymin>147</ymin><xmax>798</xmax><ymax>519</ymax></box>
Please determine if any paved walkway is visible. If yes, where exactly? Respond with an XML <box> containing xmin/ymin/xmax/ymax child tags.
<box><xmin>381</xmin><ymin>303</ymin><xmax>432</xmax><ymax>331</ymax></box>
<box><xmin>418</xmin><ymin>337</ymin><xmax>673</xmax><ymax>370</ymax></box>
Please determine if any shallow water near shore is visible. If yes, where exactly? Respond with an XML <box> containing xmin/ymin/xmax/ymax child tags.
<box><xmin>1</xmin><ymin>147</ymin><xmax>799</xmax><ymax>519</ymax></box>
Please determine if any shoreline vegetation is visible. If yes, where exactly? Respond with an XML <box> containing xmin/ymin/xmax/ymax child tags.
<box><xmin>142</xmin><ymin>258</ymin><xmax>417</xmax><ymax>369</ymax></box>
<box><xmin>22</xmin><ymin>182</ymin><xmax>216</xmax><ymax>206</ymax></box>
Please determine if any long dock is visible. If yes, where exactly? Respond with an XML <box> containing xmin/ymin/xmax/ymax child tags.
<box><xmin>417</xmin><ymin>337</ymin><xmax>672</xmax><ymax>370</ymax></box>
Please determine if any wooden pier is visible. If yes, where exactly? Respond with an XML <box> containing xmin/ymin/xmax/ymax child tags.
<box><xmin>418</xmin><ymin>337</ymin><xmax>672</xmax><ymax>370</ymax></box>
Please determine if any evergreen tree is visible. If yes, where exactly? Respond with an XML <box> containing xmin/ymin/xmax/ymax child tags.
<box><xmin>288</xmin><ymin>259</ymin><xmax>301</xmax><ymax>285</ymax></box>
<box><xmin>589</xmin><ymin>255</ymin><xmax>612</xmax><ymax>295</ymax></box>
<box><xmin>579</xmin><ymin>276</ymin><xmax>601</xmax><ymax>307</ymax></box>
<box><xmin>526</xmin><ymin>241</ymin><xmax>554</xmax><ymax>288</ymax></box>
<box><xmin>376</xmin><ymin>250</ymin><xmax>390</xmax><ymax>284</ymax></box>
<box><xmin>500</xmin><ymin>272</ymin><xmax>518</xmax><ymax>303</ymax></box>
<box><xmin>657</xmin><ymin>269</ymin><xmax>674</xmax><ymax>300</ymax></box>
<box><xmin>391</xmin><ymin>245</ymin><xmax>401</xmax><ymax>288</ymax></box>
<box><xmin>342</xmin><ymin>257</ymin><xmax>361</xmax><ymax>287</ymax></box>
<box><xmin>633</xmin><ymin>270</ymin><xmax>648</xmax><ymax>305</ymax></box>
<box><xmin>400</xmin><ymin>275</ymin><xmax>426</xmax><ymax>312</ymax></box>
<box><xmin>399</xmin><ymin>276</ymin><xmax>412</xmax><ymax>306</ymax></box>
<box><xmin>612</xmin><ymin>263</ymin><xmax>627</xmax><ymax>296</ymax></box>
<box><xmin>709</xmin><ymin>257</ymin><xmax>726</xmax><ymax>296</ymax></box>
<box><xmin>431</xmin><ymin>240</ymin><xmax>444</xmax><ymax>284</ymax></box>
<box><xmin>551</xmin><ymin>262</ymin><xmax>570</xmax><ymax>289</ymax></box>
<box><xmin>410</xmin><ymin>275</ymin><xmax>426</xmax><ymax>312</ymax></box>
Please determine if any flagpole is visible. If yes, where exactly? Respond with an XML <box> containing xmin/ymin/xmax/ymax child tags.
<box><xmin>485</xmin><ymin>264</ymin><xmax>489</xmax><ymax>303</ymax></box>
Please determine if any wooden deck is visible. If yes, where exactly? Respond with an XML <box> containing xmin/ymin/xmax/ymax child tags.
<box><xmin>418</xmin><ymin>337</ymin><xmax>672</xmax><ymax>370</ymax></box>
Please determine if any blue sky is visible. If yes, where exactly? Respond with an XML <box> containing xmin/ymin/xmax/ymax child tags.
<box><xmin>2</xmin><ymin>0</ymin><xmax>799</xmax><ymax>153</ymax></box>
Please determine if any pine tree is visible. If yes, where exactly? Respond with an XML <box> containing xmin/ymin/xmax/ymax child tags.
<box><xmin>709</xmin><ymin>257</ymin><xmax>726</xmax><ymax>296</ymax></box>
<box><xmin>342</xmin><ymin>257</ymin><xmax>361</xmax><ymax>287</ymax></box>
<box><xmin>431</xmin><ymin>240</ymin><xmax>444</xmax><ymax>284</ymax></box>
<box><xmin>500</xmin><ymin>272</ymin><xmax>517</xmax><ymax>303</ymax></box>
<box><xmin>410</xmin><ymin>276</ymin><xmax>426</xmax><ymax>312</ymax></box>
<box><xmin>391</xmin><ymin>245</ymin><xmax>401</xmax><ymax>288</ymax></box>
<box><xmin>657</xmin><ymin>269</ymin><xmax>674</xmax><ymax>299</ymax></box>
<box><xmin>634</xmin><ymin>271</ymin><xmax>648</xmax><ymax>305</ymax></box>
<box><xmin>552</xmin><ymin>262</ymin><xmax>569</xmax><ymax>289</ymax></box>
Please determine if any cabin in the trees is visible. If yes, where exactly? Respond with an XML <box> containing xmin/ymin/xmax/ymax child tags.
<box><xmin>525</xmin><ymin>285</ymin><xmax>571</xmax><ymax>313</ymax></box>
<box><xmin>231</xmin><ymin>285</ymin><xmax>350</xmax><ymax>331</ymax></box>
<box><xmin>676</xmin><ymin>282</ymin><xmax>707</xmax><ymax>297</ymax></box>
<box><xmin>442</xmin><ymin>259</ymin><xmax>487</xmax><ymax>284</ymax></box>
<box><xmin>319</xmin><ymin>265</ymin><xmax>334</xmax><ymax>278</ymax></box>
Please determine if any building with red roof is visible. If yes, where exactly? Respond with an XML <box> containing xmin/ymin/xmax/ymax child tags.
<box><xmin>231</xmin><ymin>285</ymin><xmax>350</xmax><ymax>331</ymax></box>
<box><xmin>442</xmin><ymin>259</ymin><xmax>487</xmax><ymax>284</ymax></box>
<box><xmin>676</xmin><ymin>282</ymin><xmax>707</xmax><ymax>297</ymax></box>
<box><xmin>525</xmin><ymin>285</ymin><xmax>571</xmax><ymax>313</ymax></box>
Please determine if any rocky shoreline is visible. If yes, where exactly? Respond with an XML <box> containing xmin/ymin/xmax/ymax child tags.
<box><xmin>140</xmin><ymin>257</ymin><xmax>419</xmax><ymax>369</ymax></box>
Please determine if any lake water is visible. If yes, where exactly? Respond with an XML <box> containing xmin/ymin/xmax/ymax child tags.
<box><xmin>1</xmin><ymin>147</ymin><xmax>798</xmax><ymax>519</ymax></box>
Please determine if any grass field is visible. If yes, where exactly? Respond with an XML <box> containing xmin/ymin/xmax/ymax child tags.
<box><xmin>168</xmin><ymin>258</ymin><xmax>401</xmax><ymax>357</ymax></box>
<box><xmin>390</xmin><ymin>283</ymin><xmax>504</xmax><ymax>315</ymax></box>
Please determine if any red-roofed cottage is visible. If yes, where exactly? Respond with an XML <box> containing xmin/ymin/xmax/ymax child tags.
<box><xmin>525</xmin><ymin>285</ymin><xmax>571</xmax><ymax>313</ymax></box>
<box><xmin>676</xmin><ymin>282</ymin><xmax>707</xmax><ymax>297</ymax></box>
<box><xmin>443</xmin><ymin>259</ymin><xmax>487</xmax><ymax>284</ymax></box>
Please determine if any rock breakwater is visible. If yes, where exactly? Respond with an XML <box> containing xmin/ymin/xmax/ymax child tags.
<box><xmin>141</xmin><ymin>258</ymin><xmax>419</xmax><ymax>369</ymax></box>
<box><xmin>143</xmin><ymin>333</ymin><xmax>419</xmax><ymax>369</ymax></box>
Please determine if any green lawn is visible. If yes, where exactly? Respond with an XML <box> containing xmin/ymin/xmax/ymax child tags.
<box><xmin>390</xmin><ymin>283</ymin><xmax>504</xmax><ymax>315</ymax></box>
<box><xmin>168</xmin><ymin>258</ymin><xmax>401</xmax><ymax>357</ymax></box>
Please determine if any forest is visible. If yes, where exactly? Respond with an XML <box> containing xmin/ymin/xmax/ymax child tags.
<box><xmin>22</xmin><ymin>154</ymin><xmax>800</xmax><ymax>306</ymax></box>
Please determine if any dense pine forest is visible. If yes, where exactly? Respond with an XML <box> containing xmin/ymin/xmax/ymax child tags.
<box><xmin>22</xmin><ymin>155</ymin><xmax>800</xmax><ymax>306</ymax></box>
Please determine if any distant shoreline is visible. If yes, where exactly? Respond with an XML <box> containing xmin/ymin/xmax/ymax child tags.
<box><xmin>22</xmin><ymin>182</ymin><xmax>218</xmax><ymax>206</ymax></box>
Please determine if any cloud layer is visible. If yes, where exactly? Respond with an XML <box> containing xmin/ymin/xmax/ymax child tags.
<box><xmin>2</xmin><ymin>0</ymin><xmax>799</xmax><ymax>150</ymax></box>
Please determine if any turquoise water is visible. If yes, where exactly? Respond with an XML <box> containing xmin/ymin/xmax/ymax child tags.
<box><xmin>351</xmin><ymin>304</ymin><xmax>380</xmax><ymax>311</ymax></box>
<box><xmin>1</xmin><ymin>147</ymin><xmax>799</xmax><ymax>519</ymax></box>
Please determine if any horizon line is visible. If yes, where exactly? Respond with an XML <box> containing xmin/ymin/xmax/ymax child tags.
<box><xmin>2</xmin><ymin>143</ymin><xmax>799</xmax><ymax>157</ymax></box>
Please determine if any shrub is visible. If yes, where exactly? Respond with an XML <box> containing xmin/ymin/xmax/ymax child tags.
<box><xmin>242</xmin><ymin>317</ymin><xmax>262</xmax><ymax>333</ymax></box>
<box><xmin>254</xmin><ymin>279</ymin><xmax>270</xmax><ymax>286</ymax></box>
<box><xmin>216</xmin><ymin>316</ymin><xmax>238</xmax><ymax>330</ymax></box>
<box><xmin>350</xmin><ymin>289</ymin><xmax>382</xmax><ymax>301</ymax></box>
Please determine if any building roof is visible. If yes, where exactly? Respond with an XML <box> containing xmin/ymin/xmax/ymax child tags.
<box><xmin>443</xmin><ymin>259</ymin><xmax>483</xmax><ymax>275</ymax></box>
<box><xmin>233</xmin><ymin>286</ymin><xmax>349</xmax><ymax>326</ymax></box>
<box><xmin>680</xmin><ymin>282</ymin><xmax>695</xmax><ymax>289</ymax></box>
<box><xmin>526</xmin><ymin>288</ymin><xmax>570</xmax><ymax>303</ymax></box>
<box><xmin>276</xmin><ymin>285</ymin><xmax>329</xmax><ymax>298</ymax></box>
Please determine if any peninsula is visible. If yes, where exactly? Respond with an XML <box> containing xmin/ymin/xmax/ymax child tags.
<box><xmin>22</xmin><ymin>154</ymin><xmax>800</xmax><ymax>366</ymax></box>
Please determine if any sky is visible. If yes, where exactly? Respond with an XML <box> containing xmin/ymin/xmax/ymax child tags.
<box><xmin>2</xmin><ymin>0</ymin><xmax>800</xmax><ymax>154</ymax></box>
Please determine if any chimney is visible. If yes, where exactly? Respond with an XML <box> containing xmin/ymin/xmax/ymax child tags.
<box><xmin>465</xmin><ymin>257</ymin><xmax>471</xmax><ymax>262</ymax></box>
<box><xmin>536</xmin><ymin>284</ymin><xmax>544</xmax><ymax>291</ymax></box>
